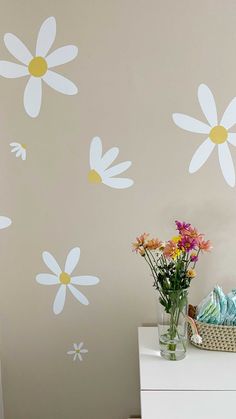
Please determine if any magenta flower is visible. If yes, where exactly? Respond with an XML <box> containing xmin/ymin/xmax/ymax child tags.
<box><xmin>178</xmin><ymin>236</ymin><xmax>197</xmax><ymax>252</ymax></box>
<box><xmin>175</xmin><ymin>220</ymin><xmax>191</xmax><ymax>233</ymax></box>
<box><xmin>190</xmin><ymin>253</ymin><xmax>198</xmax><ymax>262</ymax></box>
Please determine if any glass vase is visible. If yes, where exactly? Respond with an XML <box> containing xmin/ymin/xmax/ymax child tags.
<box><xmin>158</xmin><ymin>289</ymin><xmax>188</xmax><ymax>361</ymax></box>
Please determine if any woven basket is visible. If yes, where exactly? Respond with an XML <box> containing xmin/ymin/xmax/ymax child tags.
<box><xmin>188</xmin><ymin>305</ymin><xmax>236</xmax><ymax>352</ymax></box>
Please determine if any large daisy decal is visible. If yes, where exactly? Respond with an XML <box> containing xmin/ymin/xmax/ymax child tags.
<box><xmin>88</xmin><ymin>136</ymin><xmax>134</xmax><ymax>189</ymax></box>
<box><xmin>173</xmin><ymin>84</ymin><xmax>236</xmax><ymax>187</ymax></box>
<box><xmin>0</xmin><ymin>16</ymin><xmax>78</xmax><ymax>118</ymax></box>
<box><xmin>36</xmin><ymin>247</ymin><xmax>100</xmax><ymax>315</ymax></box>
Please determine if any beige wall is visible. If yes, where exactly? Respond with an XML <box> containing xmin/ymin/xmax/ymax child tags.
<box><xmin>0</xmin><ymin>0</ymin><xmax>236</xmax><ymax>418</ymax></box>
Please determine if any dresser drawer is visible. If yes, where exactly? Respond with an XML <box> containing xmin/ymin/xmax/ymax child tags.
<box><xmin>141</xmin><ymin>390</ymin><xmax>235</xmax><ymax>419</ymax></box>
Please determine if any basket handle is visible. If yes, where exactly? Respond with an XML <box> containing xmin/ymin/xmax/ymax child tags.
<box><xmin>186</xmin><ymin>315</ymin><xmax>202</xmax><ymax>344</ymax></box>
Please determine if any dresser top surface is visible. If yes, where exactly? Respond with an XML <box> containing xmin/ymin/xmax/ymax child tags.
<box><xmin>138</xmin><ymin>327</ymin><xmax>236</xmax><ymax>391</ymax></box>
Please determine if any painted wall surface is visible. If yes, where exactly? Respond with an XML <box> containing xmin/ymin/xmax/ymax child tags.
<box><xmin>0</xmin><ymin>0</ymin><xmax>236</xmax><ymax>418</ymax></box>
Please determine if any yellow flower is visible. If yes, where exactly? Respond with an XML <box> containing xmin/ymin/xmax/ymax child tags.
<box><xmin>172</xmin><ymin>248</ymin><xmax>182</xmax><ymax>260</ymax></box>
<box><xmin>172</xmin><ymin>236</ymin><xmax>181</xmax><ymax>243</ymax></box>
<box><xmin>187</xmin><ymin>269</ymin><xmax>196</xmax><ymax>279</ymax></box>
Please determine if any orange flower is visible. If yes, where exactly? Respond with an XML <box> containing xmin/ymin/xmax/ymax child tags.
<box><xmin>132</xmin><ymin>233</ymin><xmax>149</xmax><ymax>252</ymax></box>
<box><xmin>145</xmin><ymin>238</ymin><xmax>161</xmax><ymax>250</ymax></box>
<box><xmin>163</xmin><ymin>240</ymin><xmax>181</xmax><ymax>259</ymax></box>
<box><xmin>132</xmin><ymin>242</ymin><xmax>140</xmax><ymax>252</ymax></box>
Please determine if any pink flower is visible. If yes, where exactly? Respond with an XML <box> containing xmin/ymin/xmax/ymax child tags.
<box><xmin>198</xmin><ymin>239</ymin><xmax>212</xmax><ymax>252</ymax></box>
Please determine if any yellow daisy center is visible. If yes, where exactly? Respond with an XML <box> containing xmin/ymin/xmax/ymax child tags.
<box><xmin>28</xmin><ymin>56</ymin><xmax>48</xmax><ymax>77</ymax></box>
<box><xmin>21</xmin><ymin>144</ymin><xmax>26</xmax><ymax>150</ymax></box>
<box><xmin>209</xmin><ymin>125</ymin><xmax>228</xmax><ymax>144</ymax></box>
<box><xmin>59</xmin><ymin>272</ymin><xmax>71</xmax><ymax>285</ymax></box>
<box><xmin>76</xmin><ymin>349</ymin><xmax>80</xmax><ymax>353</ymax></box>
<box><xmin>88</xmin><ymin>169</ymin><xmax>102</xmax><ymax>183</ymax></box>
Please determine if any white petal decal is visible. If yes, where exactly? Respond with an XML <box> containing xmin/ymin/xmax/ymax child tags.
<box><xmin>101</xmin><ymin>147</ymin><xmax>119</xmax><ymax>170</ymax></box>
<box><xmin>4</xmin><ymin>33</ymin><xmax>32</xmax><ymax>64</ymax></box>
<box><xmin>0</xmin><ymin>216</ymin><xmax>12</xmax><ymax>229</ymax></box>
<box><xmin>198</xmin><ymin>84</ymin><xmax>217</xmax><ymax>127</ymax></box>
<box><xmin>71</xmin><ymin>276</ymin><xmax>100</xmax><ymax>286</ymax></box>
<box><xmin>80</xmin><ymin>349</ymin><xmax>88</xmax><ymax>354</ymax></box>
<box><xmin>36</xmin><ymin>16</ymin><xmax>56</xmax><ymax>57</ymax></box>
<box><xmin>42</xmin><ymin>251</ymin><xmax>62</xmax><ymax>275</ymax></box>
<box><xmin>67</xmin><ymin>284</ymin><xmax>89</xmax><ymax>305</ymax></box>
<box><xmin>64</xmin><ymin>247</ymin><xmax>80</xmax><ymax>275</ymax></box>
<box><xmin>53</xmin><ymin>285</ymin><xmax>66</xmax><ymax>314</ymax></box>
<box><xmin>189</xmin><ymin>138</ymin><xmax>215</xmax><ymax>173</ymax></box>
<box><xmin>220</xmin><ymin>97</ymin><xmax>236</xmax><ymax>129</ymax></box>
<box><xmin>36</xmin><ymin>274</ymin><xmax>59</xmax><ymax>285</ymax></box>
<box><xmin>90</xmin><ymin>137</ymin><xmax>103</xmax><ymax>169</ymax></box>
<box><xmin>172</xmin><ymin>113</ymin><xmax>210</xmax><ymax>134</ymax></box>
<box><xmin>228</xmin><ymin>133</ymin><xmax>236</xmax><ymax>147</ymax></box>
<box><xmin>11</xmin><ymin>146</ymin><xmax>20</xmax><ymax>152</ymax></box>
<box><xmin>21</xmin><ymin>149</ymin><xmax>26</xmax><ymax>161</ymax></box>
<box><xmin>0</xmin><ymin>61</ymin><xmax>29</xmax><ymax>78</ymax></box>
<box><xmin>24</xmin><ymin>76</ymin><xmax>42</xmax><ymax>118</ymax></box>
<box><xmin>105</xmin><ymin>161</ymin><xmax>132</xmax><ymax>178</ymax></box>
<box><xmin>103</xmin><ymin>177</ymin><xmax>134</xmax><ymax>189</ymax></box>
<box><xmin>218</xmin><ymin>142</ymin><xmax>235</xmax><ymax>187</ymax></box>
<box><xmin>100</xmin><ymin>147</ymin><xmax>119</xmax><ymax>170</ymax></box>
<box><xmin>43</xmin><ymin>70</ymin><xmax>78</xmax><ymax>95</ymax></box>
<box><xmin>46</xmin><ymin>45</ymin><xmax>78</xmax><ymax>68</ymax></box>
<box><xmin>78</xmin><ymin>342</ymin><xmax>84</xmax><ymax>350</ymax></box>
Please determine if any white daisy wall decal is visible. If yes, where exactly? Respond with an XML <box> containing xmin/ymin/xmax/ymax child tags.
<box><xmin>88</xmin><ymin>136</ymin><xmax>134</xmax><ymax>189</ymax></box>
<box><xmin>173</xmin><ymin>84</ymin><xmax>236</xmax><ymax>187</ymax></box>
<box><xmin>10</xmin><ymin>142</ymin><xmax>26</xmax><ymax>160</ymax></box>
<box><xmin>0</xmin><ymin>16</ymin><xmax>78</xmax><ymax>118</ymax></box>
<box><xmin>36</xmin><ymin>247</ymin><xmax>100</xmax><ymax>315</ymax></box>
<box><xmin>0</xmin><ymin>216</ymin><xmax>11</xmax><ymax>229</ymax></box>
<box><xmin>67</xmin><ymin>342</ymin><xmax>88</xmax><ymax>362</ymax></box>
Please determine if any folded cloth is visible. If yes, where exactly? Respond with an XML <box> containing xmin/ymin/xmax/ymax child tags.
<box><xmin>196</xmin><ymin>286</ymin><xmax>227</xmax><ymax>325</ymax></box>
<box><xmin>215</xmin><ymin>285</ymin><xmax>227</xmax><ymax>324</ymax></box>
<box><xmin>196</xmin><ymin>289</ymin><xmax>221</xmax><ymax>324</ymax></box>
<box><xmin>224</xmin><ymin>290</ymin><xmax>236</xmax><ymax>326</ymax></box>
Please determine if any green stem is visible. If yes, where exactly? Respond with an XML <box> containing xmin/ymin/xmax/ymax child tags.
<box><xmin>166</xmin><ymin>292</ymin><xmax>187</xmax><ymax>360</ymax></box>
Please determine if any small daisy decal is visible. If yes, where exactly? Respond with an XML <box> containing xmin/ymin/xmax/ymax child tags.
<box><xmin>0</xmin><ymin>16</ymin><xmax>78</xmax><ymax>118</ymax></box>
<box><xmin>88</xmin><ymin>136</ymin><xmax>134</xmax><ymax>189</ymax></box>
<box><xmin>10</xmin><ymin>142</ymin><xmax>26</xmax><ymax>160</ymax></box>
<box><xmin>173</xmin><ymin>84</ymin><xmax>236</xmax><ymax>187</ymax></box>
<box><xmin>36</xmin><ymin>247</ymin><xmax>100</xmax><ymax>315</ymax></box>
<box><xmin>0</xmin><ymin>216</ymin><xmax>11</xmax><ymax>229</ymax></box>
<box><xmin>67</xmin><ymin>342</ymin><xmax>88</xmax><ymax>362</ymax></box>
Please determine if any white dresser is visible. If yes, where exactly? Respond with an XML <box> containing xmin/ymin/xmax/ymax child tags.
<box><xmin>138</xmin><ymin>327</ymin><xmax>236</xmax><ymax>419</ymax></box>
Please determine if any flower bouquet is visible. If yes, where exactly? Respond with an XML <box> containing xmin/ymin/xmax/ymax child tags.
<box><xmin>133</xmin><ymin>221</ymin><xmax>212</xmax><ymax>360</ymax></box>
